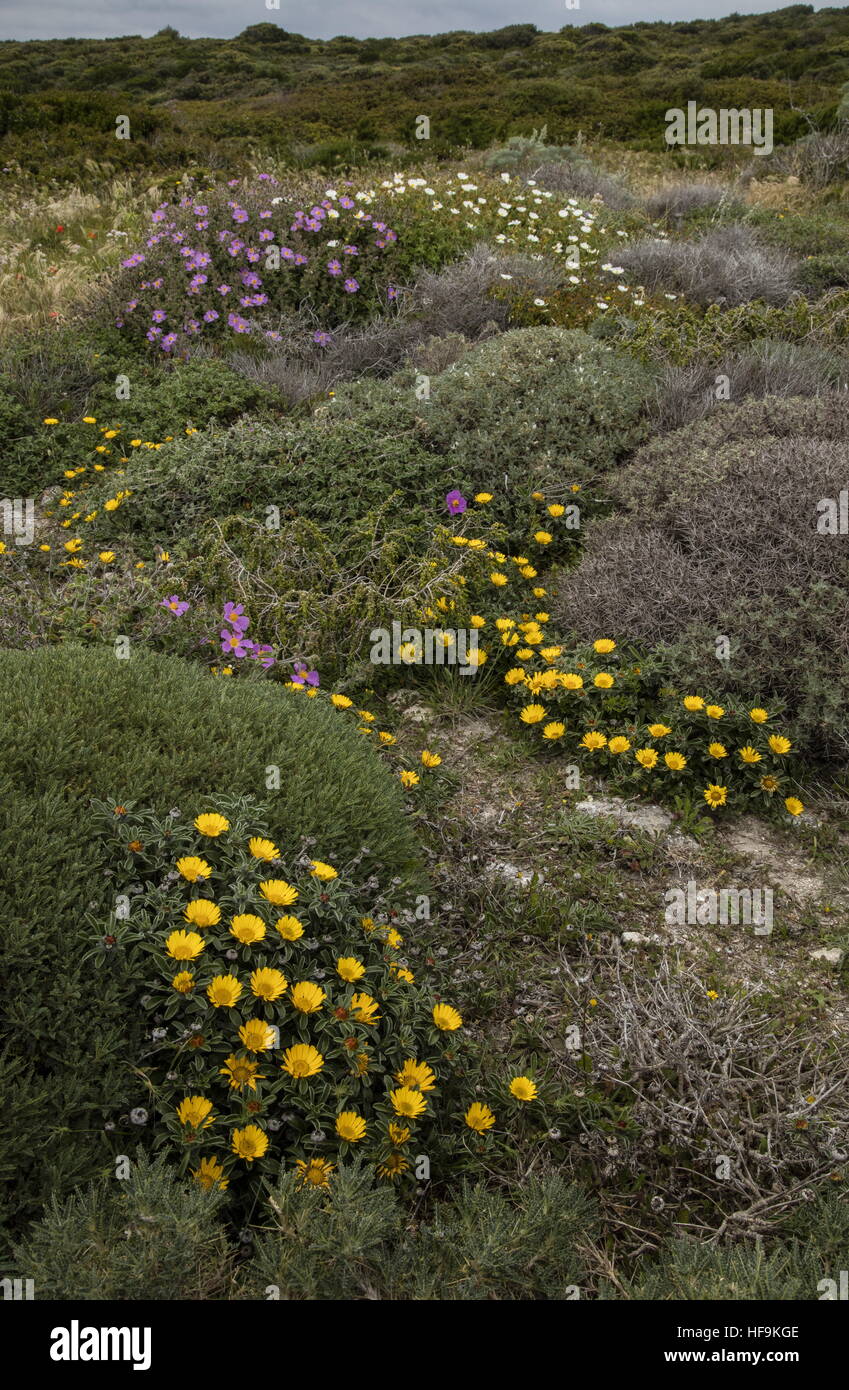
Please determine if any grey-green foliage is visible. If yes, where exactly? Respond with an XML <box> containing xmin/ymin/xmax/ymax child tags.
<box><xmin>605</xmin><ymin>1240</ymin><xmax>811</xmax><ymax>1301</ymax></box>
<box><xmin>241</xmin><ymin>1163</ymin><xmax>593</xmax><ymax>1300</ymax></box>
<box><xmin>557</xmin><ymin>393</ymin><xmax>849</xmax><ymax>760</ymax></box>
<box><xmin>483</xmin><ymin>126</ymin><xmax>578</xmax><ymax>171</ymax></box>
<box><xmin>80</xmin><ymin>327</ymin><xmax>655</xmax><ymax>551</ymax></box>
<box><xmin>331</xmin><ymin>326</ymin><xmax>655</xmax><ymax>525</ymax></box>
<box><xmin>13</xmin><ymin>1153</ymin><xmax>233</xmax><ymax>1301</ymax></box>
<box><xmin>607</xmin><ymin>1194</ymin><xmax>849</xmax><ymax>1300</ymax></box>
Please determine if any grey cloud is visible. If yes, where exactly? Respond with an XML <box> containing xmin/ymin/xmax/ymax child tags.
<box><xmin>0</xmin><ymin>0</ymin><xmax>829</xmax><ymax>42</ymax></box>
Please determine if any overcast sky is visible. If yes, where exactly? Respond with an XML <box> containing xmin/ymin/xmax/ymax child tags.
<box><xmin>0</xmin><ymin>1</ymin><xmax>830</xmax><ymax>43</ymax></box>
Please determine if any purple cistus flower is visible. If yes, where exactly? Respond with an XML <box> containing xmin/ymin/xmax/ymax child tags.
<box><xmin>161</xmin><ymin>595</ymin><xmax>190</xmax><ymax>616</ymax></box>
<box><xmin>251</xmin><ymin>643</ymin><xmax>276</xmax><ymax>670</ymax></box>
<box><xmin>220</xmin><ymin>628</ymin><xmax>250</xmax><ymax>658</ymax></box>
<box><xmin>222</xmin><ymin>601</ymin><xmax>249</xmax><ymax>631</ymax></box>
<box><xmin>343</xmin><ymin>278</ymin><xmax>359</xmax><ymax>294</ymax></box>
<box><xmin>292</xmin><ymin>662</ymin><xmax>319</xmax><ymax>687</ymax></box>
<box><xmin>446</xmin><ymin>489</ymin><xmax>467</xmax><ymax>516</ymax></box>
<box><xmin>313</xmin><ymin>330</ymin><xmax>332</xmax><ymax>347</ymax></box>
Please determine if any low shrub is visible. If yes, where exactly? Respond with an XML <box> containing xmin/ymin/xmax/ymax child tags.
<box><xmin>62</xmin><ymin>327</ymin><xmax>653</xmax><ymax>555</ymax></box>
<box><xmin>241</xmin><ymin>1165</ymin><xmax>592</xmax><ymax>1300</ymax></box>
<box><xmin>13</xmin><ymin>1153</ymin><xmax>234</xmax><ymax>1301</ymax></box>
<box><xmin>744</xmin><ymin>122</ymin><xmax>849</xmax><ymax>190</ymax></box>
<box><xmin>652</xmin><ymin>338</ymin><xmax>849</xmax><ymax>431</ymax></box>
<box><xmin>644</xmin><ymin>181</ymin><xmax>744</xmax><ymax>222</ymax></box>
<box><xmin>16</xmin><ymin>1157</ymin><xmax>593</xmax><ymax>1301</ymax></box>
<box><xmin>483</xmin><ymin>128</ymin><xmax>577</xmax><ymax>173</ymax></box>
<box><xmin>614</xmin><ymin>224</ymin><xmax>799</xmax><ymax>307</ymax></box>
<box><xmin>0</xmin><ymin>351</ymin><xmax>282</xmax><ymax>501</ymax></box>
<box><xmin>0</xmin><ymin>644</ymin><xmax>419</xmax><ymax>1239</ymax></box>
<box><xmin>534</xmin><ymin>157</ymin><xmax>638</xmax><ymax>211</ymax></box>
<box><xmin>14</xmin><ymin>510</ymin><xmax>473</xmax><ymax>686</ymax></box>
<box><xmin>105</xmin><ymin>177</ymin><xmax>405</xmax><ymax>357</ymax></box>
<box><xmin>610</xmin><ymin>1192</ymin><xmax>849</xmax><ymax>1299</ymax></box>
<box><xmin>607</xmin><ymin>1240</ymin><xmax>815</xmax><ymax>1301</ymax></box>
<box><xmin>219</xmin><ymin>244</ymin><xmax>565</xmax><ymax>406</ymax></box>
<box><xmin>554</xmin><ymin>395</ymin><xmax>849</xmax><ymax>761</ymax></box>
<box><xmin>104</xmin><ymin>796</ymin><xmax>480</xmax><ymax>1202</ymax></box>
<box><xmin>618</xmin><ymin>291</ymin><xmax>849</xmax><ymax>369</ymax></box>
<box><xmin>329</xmin><ymin>327</ymin><xmax>655</xmax><ymax>526</ymax></box>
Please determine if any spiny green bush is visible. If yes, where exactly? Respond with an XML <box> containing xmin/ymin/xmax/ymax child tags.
<box><xmin>15</xmin><ymin>1158</ymin><xmax>593</xmax><ymax>1301</ymax></box>
<box><xmin>74</xmin><ymin>327</ymin><xmax>654</xmax><ymax>552</ymax></box>
<box><xmin>241</xmin><ymin>1164</ymin><xmax>593</xmax><ymax>1300</ymax></box>
<box><xmin>0</xmin><ymin>350</ymin><xmax>282</xmax><ymax>499</ymax></box>
<box><xmin>483</xmin><ymin>128</ymin><xmax>578</xmax><ymax>172</ymax></box>
<box><xmin>85</xmin><ymin>358</ymin><xmax>283</xmax><ymax>438</ymax></box>
<box><xmin>619</xmin><ymin>290</ymin><xmax>849</xmax><ymax>368</ymax></box>
<box><xmin>608</xmin><ymin>1194</ymin><xmax>849</xmax><ymax>1300</ymax></box>
<box><xmin>605</xmin><ymin>1239</ymin><xmax>812</xmax><ymax>1301</ymax></box>
<box><xmin>555</xmin><ymin>394</ymin><xmax>849</xmax><ymax>761</ymax></box>
<box><xmin>0</xmin><ymin>644</ymin><xmax>419</xmax><ymax>1239</ymax></box>
<box><xmin>13</xmin><ymin>1153</ymin><xmax>234</xmax><ymax>1300</ymax></box>
<box><xmin>75</xmin><ymin>416</ymin><xmax>446</xmax><ymax>549</ymax></box>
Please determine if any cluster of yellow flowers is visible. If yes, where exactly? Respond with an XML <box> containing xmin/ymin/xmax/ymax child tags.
<box><xmin>426</xmin><ymin>490</ymin><xmax>806</xmax><ymax>819</ymax></box>
<box><xmin>139</xmin><ymin>808</ymin><xmax>539</xmax><ymax>1194</ymax></box>
<box><xmin>8</xmin><ymin>415</ymin><xmax>199</xmax><ymax>567</ymax></box>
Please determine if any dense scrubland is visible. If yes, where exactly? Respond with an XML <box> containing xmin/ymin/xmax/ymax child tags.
<box><xmin>2</xmin><ymin>11</ymin><xmax>849</xmax><ymax>1300</ymax></box>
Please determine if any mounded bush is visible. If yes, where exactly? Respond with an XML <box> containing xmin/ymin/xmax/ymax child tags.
<box><xmin>0</xmin><ymin>353</ymin><xmax>281</xmax><ymax>500</ymax></box>
<box><xmin>17</xmin><ymin>1159</ymin><xmax>593</xmax><ymax>1301</ymax></box>
<box><xmin>645</xmin><ymin>181</ymin><xmax>743</xmax><ymax>222</ymax></box>
<box><xmin>652</xmin><ymin>338</ymin><xmax>849</xmax><ymax>431</ymax></box>
<box><xmin>0</xmin><ymin>644</ymin><xmax>419</xmax><ymax>1239</ymax></box>
<box><xmin>81</xmin><ymin>415</ymin><xmax>446</xmax><ymax>549</ymax></box>
<box><xmin>614</xmin><ymin>224</ymin><xmax>799</xmax><ymax>307</ymax></box>
<box><xmin>329</xmin><ymin>326</ymin><xmax>655</xmax><ymax>532</ymax></box>
<box><xmin>197</xmin><ymin>245</ymin><xmax>567</xmax><ymax>406</ymax></box>
<box><xmin>534</xmin><ymin>157</ymin><xmax>637</xmax><ymax>211</ymax></box>
<box><xmin>24</xmin><ymin>511</ymin><xmax>466</xmax><ymax>686</ymax></box>
<box><xmin>240</xmin><ymin>1166</ymin><xmax>592</xmax><ymax>1301</ymax></box>
<box><xmin>105</xmin><ymin>178</ymin><xmax>405</xmax><ymax>357</ymax></box>
<box><xmin>555</xmin><ymin>395</ymin><xmax>849</xmax><ymax>760</ymax></box>
<box><xmin>13</xmin><ymin>1153</ymin><xmax>234</xmax><ymax>1301</ymax></box>
<box><xmin>79</xmin><ymin>327</ymin><xmax>655</xmax><ymax>551</ymax></box>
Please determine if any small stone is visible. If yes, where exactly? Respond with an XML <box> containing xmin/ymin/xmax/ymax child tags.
<box><xmin>809</xmin><ymin>947</ymin><xmax>844</xmax><ymax>966</ymax></box>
